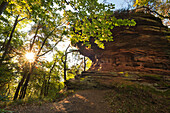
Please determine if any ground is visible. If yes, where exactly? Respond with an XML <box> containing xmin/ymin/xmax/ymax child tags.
<box><xmin>11</xmin><ymin>90</ymin><xmax>112</xmax><ymax>113</ymax></box>
<box><xmin>7</xmin><ymin>74</ymin><xmax>170</xmax><ymax>113</ymax></box>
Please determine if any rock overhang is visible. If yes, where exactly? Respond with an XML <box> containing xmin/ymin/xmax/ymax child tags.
<box><xmin>73</xmin><ymin>11</ymin><xmax>170</xmax><ymax>75</ymax></box>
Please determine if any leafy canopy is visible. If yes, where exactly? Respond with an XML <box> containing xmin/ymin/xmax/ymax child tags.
<box><xmin>64</xmin><ymin>0</ymin><xmax>136</xmax><ymax>48</ymax></box>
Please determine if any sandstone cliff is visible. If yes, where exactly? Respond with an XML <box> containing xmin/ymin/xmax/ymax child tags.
<box><xmin>75</xmin><ymin>12</ymin><xmax>170</xmax><ymax>75</ymax></box>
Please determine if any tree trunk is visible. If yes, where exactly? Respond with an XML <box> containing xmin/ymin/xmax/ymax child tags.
<box><xmin>30</xmin><ymin>22</ymin><xmax>40</xmax><ymax>51</ymax></box>
<box><xmin>61</xmin><ymin>45</ymin><xmax>70</xmax><ymax>87</ymax></box>
<box><xmin>19</xmin><ymin>74</ymin><xmax>30</xmax><ymax>99</ymax></box>
<box><xmin>45</xmin><ymin>56</ymin><xmax>57</xmax><ymax>96</ymax></box>
<box><xmin>64</xmin><ymin>57</ymin><xmax>67</xmax><ymax>81</ymax></box>
<box><xmin>40</xmin><ymin>74</ymin><xmax>46</xmax><ymax>96</ymax></box>
<box><xmin>19</xmin><ymin>66</ymin><xmax>33</xmax><ymax>99</ymax></box>
<box><xmin>45</xmin><ymin>75</ymin><xmax>51</xmax><ymax>96</ymax></box>
<box><xmin>13</xmin><ymin>72</ymin><xmax>28</xmax><ymax>100</ymax></box>
<box><xmin>13</xmin><ymin>64</ymin><xmax>33</xmax><ymax>100</ymax></box>
<box><xmin>84</xmin><ymin>56</ymin><xmax>86</xmax><ymax>71</ymax></box>
<box><xmin>0</xmin><ymin>1</ymin><xmax>8</xmax><ymax>15</ymax></box>
<box><xmin>0</xmin><ymin>15</ymin><xmax>19</xmax><ymax>63</ymax></box>
<box><xmin>44</xmin><ymin>80</ymin><xmax>48</xmax><ymax>96</ymax></box>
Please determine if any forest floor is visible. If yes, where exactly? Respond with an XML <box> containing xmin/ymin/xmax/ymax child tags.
<box><xmin>10</xmin><ymin>90</ymin><xmax>112</xmax><ymax>113</ymax></box>
<box><xmin>7</xmin><ymin>74</ymin><xmax>170</xmax><ymax>113</ymax></box>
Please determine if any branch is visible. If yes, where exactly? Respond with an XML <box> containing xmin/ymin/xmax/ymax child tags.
<box><xmin>38</xmin><ymin>38</ymin><xmax>62</xmax><ymax>57</ymax></box>
<box><xmin>36</xmin><ymin>22</ymin><xmax>65</xmax><ymax>57</ymax></box>
<box><xmin>64</xmin><ymin>0</ymin><xmax>83</xmax><ymax>17</ymax></box>
<box><xmin>26</xmin><ymin>7</ymin><xmax>31</xmax><ymax>19</ymax></box>
<box><xmin>30</xmin><ymin>22</ymin><xmax>40</xmax><ymax>51</ymax></box>
<box><xmin>18</xmin><ymin>17</ymin><xmax>27</xmax><ymax>22</ymax></box>
<box><xmin>36</xmin><ymin>27</ymin><xmax>56</xmax><ymax>56</ymax></box>
<box><xmin>49</xmin><ymin>55</ymin><xmax>58</xmax><ymax>73</ymax></box>
<box><xmin>11</xmin><ymin>48</ymin><xmax>22</xmax><ymax>56</ymax></box>
<box><xmin>61</xmin><ymin>44</ymin><xmax>70</xmax><ymax>63</ymax></box>
<box><xmin>136</xmin><ymin>6</ymin><xmax>170</xmax><ymax>19</ymax></box>
<box><xmin>66</xmin><ymin>44</ymin><xmax>70</xmax><ymax>52</ymax></box>
<box><xmin>61</xmin><ymin>47</ymin><xmax>80</xmax><ymax>63</ymax></box>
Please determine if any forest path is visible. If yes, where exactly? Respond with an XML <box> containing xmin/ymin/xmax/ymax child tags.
<box><xmin>12</xmin><ymin>89</ymin><xmax>112</xmax><ymax>113</ymax></box>
<box><xmin>10</xmin><ymin>75</ymin><xmax>169</xmax><ymax>113</ymax></box>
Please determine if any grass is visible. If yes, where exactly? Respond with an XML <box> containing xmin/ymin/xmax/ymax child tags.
<box><xmin>105</xmin><ymin>82</ymin><xmax>170</xmax><ymax>113</ymax></box>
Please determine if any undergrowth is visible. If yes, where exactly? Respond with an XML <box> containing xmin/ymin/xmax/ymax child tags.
<box><xmin>0</xmin><ymin>90</ymin><xmax>74</xmax><ymax>112</ymax></box>
<box><xmin>105</xmin><ymin>83</ymin><xmax>170</xmax><ymax>113</ymax></box>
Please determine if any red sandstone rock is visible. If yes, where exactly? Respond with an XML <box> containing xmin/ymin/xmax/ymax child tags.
<box><xmin>75</xmin><ymin>12</ymin><xmax>170</xmax><ymax>75</ymax></box>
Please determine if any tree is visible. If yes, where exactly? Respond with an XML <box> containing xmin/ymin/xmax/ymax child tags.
<box><xmin>61</xmin><ymin>45</ymin><xmax>70</xmax><ymax>82</ymax></box>
<box><xmin>0</xmin><ymin>1</ymin><xmax>8</xmax><ymax>15</ymax></box>
<box><xmin>13</xmin><ymin>20</ymin><xmax>64</xmax><ymax>100</ymax></box>
<box><xmin>0</xmin><ymin>12</ymin><xmax>25</xmax><ymax>93</ymax></box>
<box><xmin>63</xmin><ymin>0</ymin><xmax>136</xmax><ymax>48</ymax></box>
<box><xmin>0</xmin><ymin>15</ymin><xmax>19</xmax><ymax>64</ymax></box>
<box><xmin>133</xmin><ymin>0</ymin><xmax>170</xmax><ymax>26</ymax></box>
<box><xmin>0</xmin><ymin>0</ymin><xmax>69</xmax><ymax>100</ymax></box>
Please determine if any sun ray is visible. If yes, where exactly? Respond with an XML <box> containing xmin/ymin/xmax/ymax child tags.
<box><xmin>25</xmin><ymin>52</ymin><xmax>35</xmax><ymax>62</ymax></box>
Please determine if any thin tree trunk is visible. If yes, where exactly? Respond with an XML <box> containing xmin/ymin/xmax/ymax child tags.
<box><xmin>13</xmin><ymin>72</ymin><xmax>28</xmax><ymax>100</ymax></box>
<box><xmin>64</xmin><ymin>61</ymin><xmax>67</xmax><ymax>81</ymax></box>
<box><xmin>46</xmin><ymin>75</ymin><xmax>51</xmax><ymax>96</ymax></box>
<box><xmin>44</xmin><ymin>80</ymin><xmax>48</xmax><ymax>96</ymax></box>
<box><xmin>0</xmin><ymin>1</ymin><xmax>8</xmax><ymax>15</ymax></box>
<box><xmin>19</xmin><ymin>64</ymin><xmax>34</xmax><ymax>99</ymax></box>
<box><xmin>30</xmin><ymin>22</ymin><xmax>40</xmax><ymax>51</ymax></box>
<box><xmin>63</xmin><ymin>45</ymin><xmax>70</xmax><ymax>82</ymax></box>
<box><xmin>13</xmin><ymin>64</ymin><xmax>32</xmax><ymax>100</ymax></box>
<box><xmin>16</xmin><ymin>23</ymin><xmax>40</xmax><ymax>99</ymax></box>
<box><xmin>84</xmin><ymin>56</ymin><xmax>86</xmax><ymax>71</ymax></box>
<box><xmin>0</xmin><ymin>15</ymin><xmax>19</xmax><ymax>63</ymax></box>
<box><xmin>14</xmin><ymin>24</ymin><xmax>55</xmax><ymax>99</ymax></box>
<box><xmin>63</xmin><ymin>52</ymin><xmax>68</xmax><ymax>82</ymax></box>
<box><xmin>13</xmin><ymin>65</ymin><xmax>28</xmax><ymax>100</ymax></box>
<box><xmin>40</xmin><ymin>74</ymin><xmax>46</xmax><ymax>96</ymax></box>
<box><xmin>19</xmin><ymin>72</ymin><xmax>31</xmax><ymax>99</ymax></box>
<box><xmin>46</xmin><ymin>57</ymin><xmax>57</xmax><ymax>95</ymax></box>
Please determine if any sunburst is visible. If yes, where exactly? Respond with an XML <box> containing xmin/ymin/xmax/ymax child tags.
<box><xmin>25</xmin><ymin>52</ymin><xmax>35</xmax><ymax>63</ymax></box>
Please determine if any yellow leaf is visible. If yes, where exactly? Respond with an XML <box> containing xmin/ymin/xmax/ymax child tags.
<box><xmin>133</xmin><ymin>0</ymin><xmax>138</xmax><ymax>7</ymax></box>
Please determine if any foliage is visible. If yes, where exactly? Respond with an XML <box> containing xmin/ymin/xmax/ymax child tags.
<box><xmin>0</xmin><ymin>108</ymin><xmax>13</xmax><ymax>113</ymax></box>
<box><xmin>64</xmin><ymin>0</ymin><xmax>136</xmax><ymax>48</ymax></box>
<box><xmin>0</xmin><ymin>94</ymin><xmax>13</xmax><ymax>113</ymax></box>
<box><xmin>133</xmin><ymin>0</ymin><xmax>170</xmax><ymax>25</ymax></box>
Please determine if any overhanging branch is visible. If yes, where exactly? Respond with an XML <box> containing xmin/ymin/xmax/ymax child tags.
<box><xmin>137</xmin><ymin>6</ymin><xmax>170</xmax><ymax>20</ymax></box>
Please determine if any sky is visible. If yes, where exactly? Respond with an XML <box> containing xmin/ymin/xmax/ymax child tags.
<box><xmin>98</xmin><ymin>0</ymin><xmax>130</xmax><ymax>9</ymax></box>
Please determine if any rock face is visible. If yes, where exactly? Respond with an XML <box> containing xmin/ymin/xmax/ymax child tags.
<box><xmin>76</xmin><ymin>12</ymin><xmax>170</xmax><ymax>75</ymax></box>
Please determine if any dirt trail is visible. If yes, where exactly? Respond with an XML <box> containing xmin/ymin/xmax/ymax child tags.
<box><xmin>12</xmin><ymin>90</ymin><xmax>112</xmax><ymax>113</ymax></box>
<box><xmin>11</xmin><ymin>75</ymin><xmax>169</xmax><ymax>113</ymax></box>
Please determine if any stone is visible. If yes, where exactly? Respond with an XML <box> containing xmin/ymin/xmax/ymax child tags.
<box><xmin>75</xmin><ymin>12</ymin><xmax>170</xmax><ymax>75</ymax></box>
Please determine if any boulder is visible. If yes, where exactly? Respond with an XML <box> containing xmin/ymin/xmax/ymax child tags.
<box><xmin>75</xmin><ymin>12</ymin><xmax>170</xmax><ymax>75</ymax></box>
